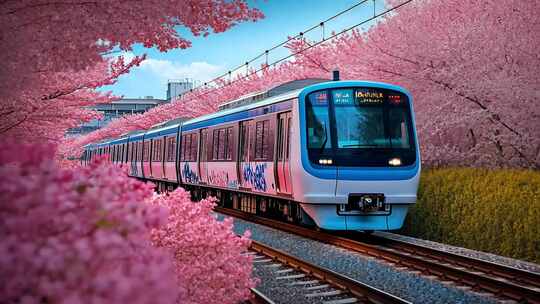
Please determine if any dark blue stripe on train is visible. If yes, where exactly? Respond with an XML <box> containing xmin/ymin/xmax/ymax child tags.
<box><xmin>181</xmin><ymin>100</ymin><xmax>293</xmax><ymax>132</ymax></box>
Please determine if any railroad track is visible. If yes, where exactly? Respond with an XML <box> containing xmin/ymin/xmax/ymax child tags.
<box><xmin>249</xmin><ymin>288</ymin><xmax>275</xmax><ymax>304</ymax></box>
<box><xmin>247</xmin><ymin>239</ymin><xmax>410</xmax><ymax>304</ymax></box>
<box><xmin>216</xmin><ymin>207</ymin><xmax>540</xmax><ymax>304</ymax></box>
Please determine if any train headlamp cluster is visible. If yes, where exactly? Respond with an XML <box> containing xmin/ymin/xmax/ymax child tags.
<box><xmin>318</xmin><ymin>158</ymin><xmax>333</xmax><ymax>165</ymax></box>
<box><xmin>388</xmin><ymin>158</ymin><xmax>402</xmax><ymax>166</ymax></box>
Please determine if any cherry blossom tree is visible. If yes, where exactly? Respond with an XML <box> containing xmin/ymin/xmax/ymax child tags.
<box><xmin>288</xmin><ymin>0</ymin><xmax>540</xmax><ymax>168</ymax></box>
<box><xmin>72</xmin><ymin>0</ymin><xmax>540</xmax><ymax>168</ymax></box>
<box><xmin>152</xmin><ymin>190</ymin><xmax>255</xmax><ymax>304</ymax></box>
<box><xmin>0</xmin><ymin>0</ymin><xmax>263</xmax><ymax>143</ymax></box>
<box><xmin>0</xmin><ymin>141</ymin><xmax>256</xmax><ymax>303</ymax></box>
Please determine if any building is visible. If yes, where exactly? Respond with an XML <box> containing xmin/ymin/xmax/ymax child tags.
<box><xmin>167</xmin><ymin>80</ymin><xmax>193</xmax><ymax>101</ymax></box>
<box><xmin>67</xmin><ymin>97</ymin><xmax>167</xmax><ymax>136</ymax></box>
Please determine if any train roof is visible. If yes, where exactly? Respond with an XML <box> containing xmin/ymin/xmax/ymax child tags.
<box><xmin>181</xmin><ymin>88</ymin><xmax>302</xmax><ymax>128</ymax></box>
<box><xmin>87</xmin><ymin>79</ymin><xmax>410</xmax><ymax>148</ymax></box>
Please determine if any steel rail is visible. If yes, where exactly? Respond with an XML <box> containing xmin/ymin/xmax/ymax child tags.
<box><xmin>250</xmin><ymin>239</ymin><xmax>411</xmax><ymax>304</ymax></box>
<box><xmin>216</xmin><ymin>207</ymin><xmax>540</xmax><ymax>304</ymax></box>
<box><xmin>249</xmin><ymin>288</ymin><xmax>275</xmax><ymax>304</ymax></box>
<box><xmin>364</xmin><ymin>233</ymin><xmax>540</xmax><ymax>291</ymax></box>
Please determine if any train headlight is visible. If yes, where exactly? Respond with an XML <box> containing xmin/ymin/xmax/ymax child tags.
<box><xmin>318</xmin><ymin>158</ymin><xmax>333</xmax><ymax>165</ymax></box>
<box><xmin>388</xmin><ymin>158</ymin><xmax>401</xmax><ymax>166</ymax></box>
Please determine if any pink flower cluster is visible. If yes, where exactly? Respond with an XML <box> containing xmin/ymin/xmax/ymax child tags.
<box><xmin>152</xmin><ymin>190</ymin><xmax>256</xmax><ymax>304</ymax></box>
<box><xmin>0</xmin><ymin>142</ymin><xmax>255</xmax><ymax>303</ymax></box>
<box><xmin>69</xmin><ymin>0</ymin><xmax>540</xmax><ymax>168</ymax></box>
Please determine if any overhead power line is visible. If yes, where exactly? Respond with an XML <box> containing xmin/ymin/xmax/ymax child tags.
<box><xmin>185</xmin><ymin>0</ymin><xmax>414</xmax><ymax>100</ymax></box>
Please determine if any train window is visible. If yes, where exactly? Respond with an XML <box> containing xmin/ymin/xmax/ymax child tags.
<box><xmin>152</xmin><ymin>139</ymin><xmax>161</xmax><ymax>162</ymax></box>
<box><xmin>217</xmin><ymin>129</ymin><xmax>225</xmax><ymax>160</ymax></box>
<box><xmin>277</xmin><ymin>118</ymin><xmax>284</xmax><ymax>161</ymax></box>
<box><xmin>190</xmin><ymin>133</ymin><xmax>198</xmax><ymax>161</ymax></box>
<box><xmin>212</xmin><ymin>130</ymin><xmax>219</xmax><ymax>160</ymax></box>
<box><xmin>227</xmin><ymin>127</ymin><xmax>233</xmax><ymax>160</ymax></box>
<box><xmin>166</xmin><ymin>137</ymin><xmax>176</xmax><ymax>162</ymax></box>
<box><xmin>181</xmin><ymin>133</ymin><xmax>198</xmax><ymax>162</ymax></box>
<box><xmin>182</xmin><ymin>134</ymin><xmax>188</xmax><ymax>161</ymax></box>
<box><xmin>286</xmin><ymin>117</ymin><xmax>292</xmax><ymax>160</ymax></box>
<box><xmin>211</xmin><ymin>127</ymin><xmax>234</xmax><ymax>161</ymax></box>
<box><xmin>143</xmin><ymin>141</ymin><xmax>150</xmax><ymax>162</ymax></box>
<box><xmin>240</xmin><ymin>122</ymin><xmax>250</xmax><ymax>162</ymax></box>
<box><xmin>200</xmin><ymin>129</ymin><xmax>208</xmax><ymax>162</ymax></box>
<box><xmin>306</xmin><ymin>90</ymin><xmax>332</xmax><ymax>150</ymax></box>
<box><xmin>306</xmin><ymin>88</ymin><xmax>415</xmax><ymax>166</ymax></box>
<box><xmin>125</xmin><ymin>143</ymin><xmax>129</xmax><ymax>162</ymax></box>
<box><xmin>254</xmin><ymin>120</ymin><xmax>270</xmax><ymax>160</ymax></box>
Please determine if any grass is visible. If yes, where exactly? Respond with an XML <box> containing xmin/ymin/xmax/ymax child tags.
<box><xmin>400</xmin><ymin>168</ymin><xmax>540</xmax><ymax>264</ymax></box>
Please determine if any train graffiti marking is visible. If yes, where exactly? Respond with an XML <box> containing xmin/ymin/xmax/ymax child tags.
<box><xmin>182</xmin><ymin>162</ymin><xmax>199</xmax><ymax>184</ymax></box>
<box><xmin>208</xmin><ymin>170</ymin><xmax>240</xmax><ymax>189</ymax></box>
<box><xmin>243</xmin><ymin>163</ymin><xmax>267</xmax><ymax>192</ymax></box>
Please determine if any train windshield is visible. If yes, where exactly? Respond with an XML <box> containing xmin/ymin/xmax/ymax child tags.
<box><xmin>306</xmin><ymin>87</ymin><xmax>416</xmax><ymax>167</ymax></box>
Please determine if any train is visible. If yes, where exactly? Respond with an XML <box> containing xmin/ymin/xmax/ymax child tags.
<box><xmin>82</xmin><ymin>78</ymin><xmax>421</xmax><ymax>231</ymax></box>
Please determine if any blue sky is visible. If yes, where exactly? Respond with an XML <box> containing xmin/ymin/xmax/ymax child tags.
<box><xmin>103</xmin><ymin>0</ymin><xmax>385</xmax><ymax>99</ymax></box>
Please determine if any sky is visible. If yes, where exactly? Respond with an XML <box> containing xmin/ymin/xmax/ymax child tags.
<box><xmin>102</xmin><ymin>0</ymin><xmax>386</xmax><ymax>100</ymax></box>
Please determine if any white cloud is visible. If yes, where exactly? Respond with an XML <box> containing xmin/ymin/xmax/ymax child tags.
<box><xmin>140</xmin><ymin>59</ymin><xmax>225</xmax><ymax>86</ymax></box>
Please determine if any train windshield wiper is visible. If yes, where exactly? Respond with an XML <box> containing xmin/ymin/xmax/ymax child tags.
<box><xmin>342</xmin><ymin>144</ymin><xmax>380</xmax><ymax>147</ymax></box>
<box><xmin>319</xmin><ymin>122</ymin><xmax>328</xmax><ymax>154</ymax></box>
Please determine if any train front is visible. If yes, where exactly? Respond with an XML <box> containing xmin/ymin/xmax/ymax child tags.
<box><xmin>293</xmin><ymin>81</ymin><xmax>420</xmax><ymax>231</ymax></box>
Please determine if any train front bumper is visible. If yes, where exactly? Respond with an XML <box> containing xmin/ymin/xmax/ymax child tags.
<box><xmin>300</xmin><ymin>203</ymin><xmax>411</xmax><ymax>231</ymax></box>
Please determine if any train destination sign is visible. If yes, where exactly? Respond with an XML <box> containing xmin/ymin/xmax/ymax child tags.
<box><xmin>355</xmin><ymin>88</ymin><xmax>384</xmax><ymax>104</ymax></box>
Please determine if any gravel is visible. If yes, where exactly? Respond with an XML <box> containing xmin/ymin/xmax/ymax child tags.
<box><xmin>378</xmin><ymin>231</ymin><xmax>540</xmax><ymax>273</ymax></box>
<box><xmin>250</xmin><ymin>251</ymin><xmax>354</xmax><ymax>304</ymax></box>
<box><xmin>217</xmin><ymin>214</ymin><xmax>498</xmax><ymax>304</ymax></box>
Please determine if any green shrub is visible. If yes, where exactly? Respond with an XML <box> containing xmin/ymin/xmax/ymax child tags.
<box><xmin>400</xmin><ymin>168</ymin><xmax>540</xmax><ymax>263</ymax></box>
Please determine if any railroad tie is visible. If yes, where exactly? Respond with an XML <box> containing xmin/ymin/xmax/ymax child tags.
<box><xmin>253</xmin><ymin>258</ymin><xmax>273</xmax><ymax>263</ymax></box>
<box><xmin>276</xmin><ymin>274</ymin><xmax>306</xmax><ymax>280</ymax></box>
<box><xmin>305</xmin><ymin>290</ymin><xmax>343</xmax><ymax>298</ymax></box>
<box><xmin>288</xmin><ymin>280</ymin><xmax>319</xmax><ymax>286</ymax></box>
<box><xmin>323</xmin><ymin>298</ymin><xmax>358</xmax><ymax>304</ymax></box>
<box><xmin>264</xmin><ymin>263</ymin><xmax>282</xmax><ymax>268</ymax></box>
<box><xmin>304</xmin><ymin>284</ymin><xmax>330</xmax><ymax>291</ymax></box>
<box><xmin>275</xmin><ymin>268</ymin><xmax>294</xmax><ymax>274</ymax></box>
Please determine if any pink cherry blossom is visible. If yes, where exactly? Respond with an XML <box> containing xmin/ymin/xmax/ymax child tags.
<box><xmin>0</xmin><ymin>141</ymin><xmax>256</xmax><ymax>303</ymax></box>
<box><xmin>0</xmin><ymin>0</ymin><xmax>263</xmax><ymax>144</ymax></box>
<box><xmin>70</xmin><ymin>0</ymin><xmax>540</xmax><ymax>168</ymax></box>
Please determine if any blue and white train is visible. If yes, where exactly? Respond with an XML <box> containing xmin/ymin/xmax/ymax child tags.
<box><xmin>83</xmin><ymin>78</ymin><xmax>420</xmax><ymax>231</ymax></box>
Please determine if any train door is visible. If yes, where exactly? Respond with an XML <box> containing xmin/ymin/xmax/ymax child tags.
<box><xmin>276</xmin><ymin>112</ymin><xmax>292</xmax><ymax>194</ymax></box>
<box><xmin>238</xmin><ymin>120</ymin><xmax>252</xmax><ymax>190</ymax></box>
<box><xmin>199</xmin><ymin>128</ymin><xmax>208</xmax><ymax>184</ymax></box>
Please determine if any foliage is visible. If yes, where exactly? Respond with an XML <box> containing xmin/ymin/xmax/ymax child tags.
<box><xmin>0</xmin><ymin>0</ymin><xmax>263</xmax><ymax>143</ymax></box>
<box><xmin>69</xmin><ymin>0</ymin><xmax>540</xmax><ymax>168</ymax></box>
<box><xmin>401</xmin><ymin>168</ymin><xmax>540</xmax><ymax>263</ymax></box>
<box><xmin>152</xmin><ymin>190</ymin><xmax>255</xmax><ymax>304</ymax></box>
<box><xmin>0</xmin><ymin>142</ymin><xmax>255</xmax><ymax>303</ymax></box>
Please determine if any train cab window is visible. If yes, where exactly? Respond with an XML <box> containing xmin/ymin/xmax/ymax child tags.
<box><xmin>306</xmin><ymin>90</ymin><xmax>332</xmax><ymax>150</ymax></box>
<box><xmin>305</xmin><ymin>87</ymin><xmax>416</xmax><ymax>167</ymax></box>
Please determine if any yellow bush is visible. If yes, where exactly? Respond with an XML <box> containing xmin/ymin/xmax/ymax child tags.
<box><xmin>400</xmin><ymin>168</ymin><xmax>540</xmax><ymax>263</ymax></box>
